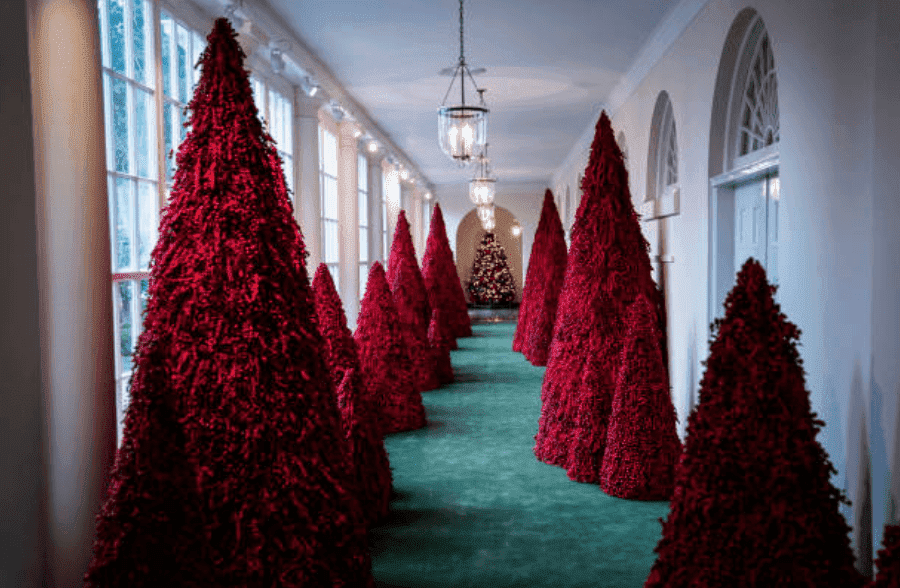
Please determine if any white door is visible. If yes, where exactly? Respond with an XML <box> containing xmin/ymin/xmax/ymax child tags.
<box><xmin>733</xmin><ymin>172</ymin><xmax>779</xmax><ymax>284</ymax></box>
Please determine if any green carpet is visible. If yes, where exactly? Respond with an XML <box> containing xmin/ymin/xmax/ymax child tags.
<box><xmin>370</xmin><ymin>322</ymin><xmax>670</xmax><ymax>588</ymax></box>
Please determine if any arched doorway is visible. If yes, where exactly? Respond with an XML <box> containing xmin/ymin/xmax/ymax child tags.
<box><xmin>456</xmin><ymin>206</ymin><xmax>523</xmax><ymax>304</ymax></box>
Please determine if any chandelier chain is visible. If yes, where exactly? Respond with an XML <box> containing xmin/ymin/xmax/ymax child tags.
<box><xmin>459</xmin><ymin>0</ymin><xmax>465</xmax><ymax>65</ymax></box>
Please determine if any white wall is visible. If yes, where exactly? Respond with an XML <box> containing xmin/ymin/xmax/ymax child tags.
<box><xmin>552</xmin><ymin>0</ymin><xmax>900</xmax><ymax>574</ymax></box>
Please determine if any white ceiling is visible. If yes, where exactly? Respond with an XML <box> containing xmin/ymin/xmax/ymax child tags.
<box><xmin>240</xmin><ymin>0</ymin><xmax>681</xmax><ymax>187</ymax></box>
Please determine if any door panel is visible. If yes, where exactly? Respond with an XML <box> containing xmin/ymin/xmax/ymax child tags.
<box><xmin>734</xmin><ymin>177</ymin><xmax>767</xmax><ymax>271</ymax></box>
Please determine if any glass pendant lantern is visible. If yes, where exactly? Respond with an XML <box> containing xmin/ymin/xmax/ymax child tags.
<box><xmin>469</xmin><ymin>145</ymin><xmax>496</xmax><ymax>206</ymax></box>
<box><xmin>437</xmin><ymin>0</ymin><xmax>488</xmax><ymax>165</ymax></box>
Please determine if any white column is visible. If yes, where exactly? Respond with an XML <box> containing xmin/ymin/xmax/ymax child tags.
<box><xmin>368</xmin><ymin>152</ymin><xmax>385</xmax><ymax>265</ymax></box>
<box><xmin>400</xmin><ymin>182</ymin><xmax>414</xmax><ymax>250</ymax></box>
<box><xmin>294</xmin><ymin>90</ymin><xmax>326</xmax><ymax>273</ymax></box>
<box><xmin>338</xmin><ymin>121</ymin><xmax>361</xmax><ymax>325</ymax></box>
<box><xmin>27</xmin><ymin>0</ymin><xmax>117</xmax><ymax>585</ymax></box>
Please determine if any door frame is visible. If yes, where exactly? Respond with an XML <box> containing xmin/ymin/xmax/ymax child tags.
<box><xmin>708</xmin><ymin>150</ymin><xmax>779</xmax><ymax>328</ymax></box>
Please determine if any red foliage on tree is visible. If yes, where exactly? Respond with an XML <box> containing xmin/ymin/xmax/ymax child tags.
<box><xmin>85</xmin><ymin>18</ymin><xmax>373</xmax><ymax>587</ymax></box>
<box><xmin>872</xmin><ymin>524</ymin><xmax>900</xmax><ymax>587</ymax></box>
<box><xmin>312</xmin><ymin>264</ymin><xmax>392</xmax><ymax>526</ymax></box>
<box><xmin>355</xmin><ymin>262</ymin><xmax>426</xmax><ymax>434</ymax></box>
<box><xmin>387</xmin><ymin>210</ymin><xmax>439</xmax><ymax>392</ymax></box>
<box><xmin>599</xmin><ymin>293</ymin><xmax>681</xmax><ymax>500</ymax></box>
<box><xmin>422</xmin><ymin>202</ymin><xmax>472</xmax><ymax>341</ymax></box>
<box><xmin>523</xmin><ymin>190</ymin><xmax>568</xmax><ymax>366</ymax></box>
<box><xmin>533</xmin><ymin>111</ymin><xmax>656</xmax><ymax>485</ymax></box>
<box><xmin>428</xmin><ymin>308</ymin><xmax>454</xmax><ymax>386</ymax></box>
<box><xmin>645</xmin><ymin>259</ymin><xmax>865</xmax><ymax>588</ymax></box>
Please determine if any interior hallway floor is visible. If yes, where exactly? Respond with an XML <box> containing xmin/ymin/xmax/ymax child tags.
<box><xmin>370</xmin><ymin>321</ymin><xmax>670</xmax><ymax>588</ymax></box>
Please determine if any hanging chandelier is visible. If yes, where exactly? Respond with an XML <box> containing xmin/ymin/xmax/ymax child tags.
<box><xmin>469</xmin><ymin>144</ymin><xmax>496</xmax><ymax>206</ymax></box>
<box><xmin>437</xmin><ymin>0</ymin><xmax>488</xmax><ymax>165</ymax></box>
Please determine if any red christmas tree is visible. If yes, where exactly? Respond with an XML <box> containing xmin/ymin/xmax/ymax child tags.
<box><xmin>467</xmin><ymin>232</ymin><xmax>517</xmax><ymax>304</ymax></box>
<box><xmin>387</xmin><ymin>210</ymin><xmax>439</xmax><ymax>392</ymax></box>
<box><xmin>512</xmin><ymin>190</ymin><xmax>551</xmax><ymax>353</ymax></box>
<box><xmin>85</xmin><ymin>18</ymin><xmax>372</xmax><ymax>587</ymax></box>
<box><xmin>428</xmin><ymin>308</ymin><xmax>454</xmax><ymax>386</ymax></box>
<box><xmin>645</xmin><ymin>259</ymin><xmax>865</xmax><ymax>588</ymax></box>
<box><xmin>422</xmin><ymin>202</ymin><xmax>472</xmax><ymax>341</ymax></box>
<box><xmin>872</xmin><ymin>524</ymin><xmax>900</xmax><ymax>587</ymax></box>
<box><xmin>534</xmin><ymin>111</ymin><xmax>656</xmax><ymax>485</ymax></box>
<box><xmin>598</xmin><ymin>293</ymin><xmax>681</xmax><ymax>500</ymax></box>
<box><xmin>312</xmin><ymin>264</ymin><xmax>393</xmax><ymax>526</ymax></box>
<box><xmin>355</xmin><ymin>262</ymin><xmax>427</xmax><ymax>434</ymax></box>
<box><xmin>523</xmin><ymin>190</ymin><xmax>568</xmax><ymax>366</ymax></box>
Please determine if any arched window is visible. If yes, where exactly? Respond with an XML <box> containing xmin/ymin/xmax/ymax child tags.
<box><xmin>647</xmin><ymin>91</ymin><xmax>679</xmax><ymax>216</ymax></box>
<box><xmin>709</xmin><ymin>10</ymin><xmax>780</xmax><ymax>323</ymax></box>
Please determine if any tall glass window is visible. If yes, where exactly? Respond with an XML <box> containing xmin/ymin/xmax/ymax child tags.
<box><xmin>268</xmin><ymin>87</ymin><xmax>295</xmax><ymax>200</ymax></box>
<box><xmin>320</xmin><ymin>126</ymin><xmax>340</xmax><ymax>289</ymax></box>
<box><xmin>358</xmin><ymin>153</ymin><xmax>369</xmax><ymax>299</ymax></box>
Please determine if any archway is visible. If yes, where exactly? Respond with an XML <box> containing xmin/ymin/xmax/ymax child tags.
<box><xmin>455</xmin><ymin>206</ymin><xmax>523</xmax><ymax>304</ymax></box>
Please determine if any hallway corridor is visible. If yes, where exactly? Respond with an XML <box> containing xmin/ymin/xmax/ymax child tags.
<box><xmin>370</xmin><ymin>322</ymin><xmax>670</xmax><ymax>588</ymax></box>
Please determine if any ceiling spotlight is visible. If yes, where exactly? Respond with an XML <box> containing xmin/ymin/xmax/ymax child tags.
<box><xmin>223</xmin><ymin>1</ymin><xmax>244</xmax><ymax>30</ymax></box>
<box><xmin>368</xmin><ymin>141</ymin><xmax>378</xmax><ymax>153</ymax></box>
<box><xmin>329</xmin><ymin>101</ymin><xmax>345</xmax><ymax>123</ymax></box>
<box><xmin>354</xmin><ymin>129</ymin><xmax>362</xmax><ymax>138</ymax></box>
<box><xmin>400</xmin><ymin>169</ymin><xmax>410</xmax><ymax>181</ymax></box>
<box><xmin>301</xmin><ymin>76</ymin><xmax>320</xmax><ymax>97</ymax></box>
<box><xmin>511</xmin><ymin>223</ymin><xmax>523</xmax><ymax>237</ymax></box>
<box><xmin>270</xmin><ymin>48</ymin><xmax>284</xmax><ymax>74</ymax></box>
<box><xmin>425</xmin><ymin>192</ymin><xmax>433</xmax><ymax>200</ymax></box>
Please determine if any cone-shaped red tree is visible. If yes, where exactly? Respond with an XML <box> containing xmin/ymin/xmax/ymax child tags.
<box><xmin>422</xmin><ymin>202</ymin><xmax>472</xmax><ymax>341</ymax></box>
<box><xmin>645</xmin><ymin>259</ymin><xmax>865</xmax><ymax>588</ymax></box>
<box><xmin>428</xmin><ymin>308</ymin><xmax>454</xmax><ymax>386</ymax></box>
<box><xmin>534</xmin><ymin>111</ymin><xmax>656</xmax><ymax>484</ymax></box>
<box><xmin>512</xmin><ymin>190</ymin><xmax>552</xmax><ymax>353</ymax></box>
<box><xmin>355</xmin><ymin>262</ymin><xmax>427</xmax><ymax>434</ymax></box>
<box><xmin>523</xmin><ymin>191</ymin><xmax>569</xmax><ymax>366</ymax></box>
<box><xmin>387</xmin><ymin>210</ymin><xmax>439</xmax><ymax>392</ymax></box>
<box><xmin>312</xmin><ymin>264</ymin><xmax>393</xmax><ymax>526</ymax></box>
<box><xmin>467</xmin><ymin>232</ymin><xmax>517</xmax><ymax>304</ymax></box>
<box><xmin>871</xmin><ymin>524</ymin><xmax>900</xmax><ymax>587</ymax></box>
<box><xmin>598</xmin><ymin>293</ymin><xmax>681</xmax><ymax>500</ymax></box>
<box><xmin>85</xmin><ymin>18</ymin><xmax>373</xmax><ymax>587</ymax></box>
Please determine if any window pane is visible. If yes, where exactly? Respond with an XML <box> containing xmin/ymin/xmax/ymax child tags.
<box><xmin>191</xmin><ymin>32</ymin><xmax>204</xmax><ymax>90</ymax></box>
<box><xmin>132</xmin><ymin>0</ymin><xmax>149</xmax><ymax>84</ymax></box>
<box><xmin>112</xmin><ymin>77</ymin><xmax>129</xmax><ymax>173</ymax></box>
<box><xmin>358</xmin><ymin>190</ymin><xmax>368</xmax><ymax>226</ymax></box>
<box><xmin>160</xmin><ymin>13</ymin><xmax>173</xmax><ymax>98</ymax></box>
<box><xmin>107</xmin><ymin>0</ymin><xmax>126</xmax><ymax>75</ymax></box>
<box><xmin>324</xmin><ymin>177</ymin><xmax>338</xmax><ymax>219</ymax></box>
<box><xmin>179</xmin><ymin>105</ymin><xmax>188</xmax><ymax>143</ymax></box>
<box><xmin>323</xmin><ymin>129</ymin><xmax>337</xmax><ymax>176</ymax></box>
<box><xmin>359</xmin><ymin>226</ymin><xmax>368</xmax><ymax>263</ymax></box>
<box><xmin>358</xmin><ymin>154</ymin><xmax>367</xmax><ymax>192</ymax></box>
<box><xmin>177</xmin><ymin>24</ymin><xmax>189</xmax><ymax>103</ymax></box>
<box><xmin>114</xmin><ymin>177</ymin><xmax>133</xmax><ymax>271</ymax></box>
<box><xmin>282</xmin><ymin>154</ymin><xmax>294</xmax><ymax>200</ymax></box>
<box><xmin>116</xmin><ymin>280</ymin><xmax>134</xmax><ymax>373</ymax></box>
<box><xmin>137</xmin><ymin>181</ymin><xmax>157</xmax><ymax>270</ymax></box>
<box><xmin>163</xmin><ymin>102</ymin><xmax>174</xmax><ymax>182</ymax></box>
<box><xmin>251</xmin><ymin>78</ymin><xmax>265</xmax><ymax>122</ymax></box>
<box><xmin>282</xmin><ymin>97</ymin><xmax>293</xmax><ymax>155</ymax></box>
<box><xmin>323</xmin><ymin>219</ymin><xmax>340</xmax><ymax>264</ymax></box>
<box><xmin>359</xmin><ymin>264</ymin><xmax>367</xmax><ymax>300</ymax></box>
<box><xmin>134</xmin><ymin>87</ymin><xmax>154</xmax><ymax>178</ymax></box>
<box><xmin>328</xmin><ymin>264</ymin><xmax>340</xmax><ymax>293</ymax></box>
<box><xmin>268</xmin><ymin>89</ymin><xmax>280</xmax><ymax>146</ymax></box>
<box><xmin>140</xmin><ymin>278</ymin><xmax>149</xmax><ymax>318</ymax></box>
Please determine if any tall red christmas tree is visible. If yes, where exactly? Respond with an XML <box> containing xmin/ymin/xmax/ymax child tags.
<box><xmin>312</xmin><ymin>264</ymin><xmax>393</xmax><ymax>526</ymax></box>
<box><xmin>598</xmin><ymin>293</ymin><xmax>681</xmax><ymax>500</ymax></box>
<box><xmin>645</xmin><ymin>259</ymin><xmax>865</xmax><ymax>588</ymax></box>
<box><xmin>355</xmin><ymin>262</ymin><xmax>427</xmax><ymax>434</ymax></box>
<box><xmin>871</xmin><ymin>524</ymin><xmax>900</xmax><ymax>587</ymax></box>
<box><xmin>523</xmin><ymin>190</ymin><xmax>568</xmax><ymax>366</ymax></box>
<box><xmin>85</xmin><ymin>18</ymin><xmax>373</xmax><ymax>587</ymax></box>
<box><xmin>534</xmin><ymin>111</ymin><xmax>656</xmax><ymax>485</ymax></box>
<box><xmin>428</xmin><ymin>308</ymin><xmax>454</xmax><ymax>386</ymax></box>
<box><xmin>512</xmin><ymin>190</ymin><xmax>552</xmax><ymax>353</ymax></box>
<box><xmin>422</xmin><ymin>202</ymin><xmax>472</xmax><ymax>341</ymax></box>
<box><xmin>467</xmin><ymin>232</ymin><xmax>517</xmax><ymax>304</ymax></box>
<box><xmin>387</xmin><ymin>210</ymin><xmax>439</xmax><ymax>392</ymax></box>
